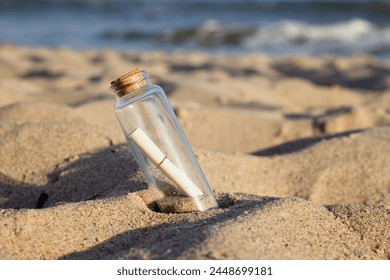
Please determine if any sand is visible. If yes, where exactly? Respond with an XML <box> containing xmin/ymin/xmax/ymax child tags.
<box><xmin>0</xmin><ymin>44</ymin><xmax>389</xmax><ymax>259</ymax></box>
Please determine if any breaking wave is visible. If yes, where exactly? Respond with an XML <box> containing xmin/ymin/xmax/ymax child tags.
<box><xmin>244</xmin><ymin>18</ymin><xmax>390</xmax><ymax>55</ymax></box>
<box><xmin>164</xmin><ymin>18</ymin><xmax>390</xmax><ymax>56</ymax></box>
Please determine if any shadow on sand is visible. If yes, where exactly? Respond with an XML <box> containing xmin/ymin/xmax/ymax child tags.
<box><xmin>253</xmin><ymin>129</ymin><xmax>363</xmax><ymax>156</ymax></box>
<box><xmin>273</xmin><ymin>60</ymin><xmax>390</xmax><ymax>92</ymax></box>
<box><xmin>0</xmin><ymin>144</ymin><xmax>145</xmax><ymax>209</ymax></box>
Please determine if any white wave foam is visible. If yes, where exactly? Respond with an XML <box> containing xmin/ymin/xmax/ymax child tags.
<box><xmin>243</xmin><ymin>18</ymin><xmax>390</xmax><ymax>55</ymax></box>
<box><xmin>245</xmin><ymin>18</ymin><xmax>373</xmax><ymax>45</ymax></box>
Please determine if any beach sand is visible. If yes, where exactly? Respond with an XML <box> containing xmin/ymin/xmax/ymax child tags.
<box><xmin>0</xmin><ymin>44</ymin><xmax>389</xmax><ymax>259</ymax></box>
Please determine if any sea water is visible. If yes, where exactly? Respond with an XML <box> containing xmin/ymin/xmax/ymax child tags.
<box><xmin>0</xmin><ymin>0</ymin><xmax>389</xmax><ymax>58</ymax></box>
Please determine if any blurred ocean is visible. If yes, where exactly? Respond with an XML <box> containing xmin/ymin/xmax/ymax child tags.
<box><xmin>1</xmin><ymin>0</ymin><xmax>390</xmax><ymax>57</ymax></box>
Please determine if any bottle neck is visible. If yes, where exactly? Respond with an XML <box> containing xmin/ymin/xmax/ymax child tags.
<box><xmin>110</xmin><ymin>69</ymin><xmax>151</xmax><ymax>99</ymax></box>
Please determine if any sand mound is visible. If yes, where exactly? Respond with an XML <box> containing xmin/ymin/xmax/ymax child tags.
<box><xmin>0</xmin><ymin>102</ymin><xmax>83</xmax><ymax>124</ymax></box>
<box><xmin>1</xmin><ymin>193</ymin><xmax>388</xmax><ymax>260</ymax></box>
<box><xmin>0</xmin><ymin>46</ymin><xmax>389</xmax><ymax>259</ymax></box>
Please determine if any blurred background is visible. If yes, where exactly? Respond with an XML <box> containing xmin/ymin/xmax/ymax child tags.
<box><xmin>0</xmin><ymin>0</ymin><xmax>389</xmax><ymax>57</ymax></box>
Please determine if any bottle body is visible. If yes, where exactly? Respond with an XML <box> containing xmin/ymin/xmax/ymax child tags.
<box><xmin>114</xmin><ymin>80</ymin><xmax>217</xmax><ymax>213</ymax></box>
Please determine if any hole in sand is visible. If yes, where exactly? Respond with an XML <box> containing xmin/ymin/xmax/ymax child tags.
<box><xmin>36</xmin><ymin>192</ymin><xmax>49</xmax><ymax>209</ymax></box>
<box><xmin>146</xmin><ymin>192</ymin><xmax>236</xmax><ymax>214</ymax></box>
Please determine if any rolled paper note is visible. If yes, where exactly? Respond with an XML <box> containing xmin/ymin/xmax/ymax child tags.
<box><xmin>129</xmin><ymin>128</ymin><xmax>203</xmax><ymax>197</ymax></box>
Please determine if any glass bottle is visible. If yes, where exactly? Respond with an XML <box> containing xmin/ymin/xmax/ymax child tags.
<box><xmin>110</xmin><ymin>69</ymin><xmax>218</xmax><ymax>213</ymax></box>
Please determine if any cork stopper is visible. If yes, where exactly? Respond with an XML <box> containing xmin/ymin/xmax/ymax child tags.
<box><xmin>110</xmin><ymin>68</ymin><xmax>150</xmax><ymax>98</ymax></box>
